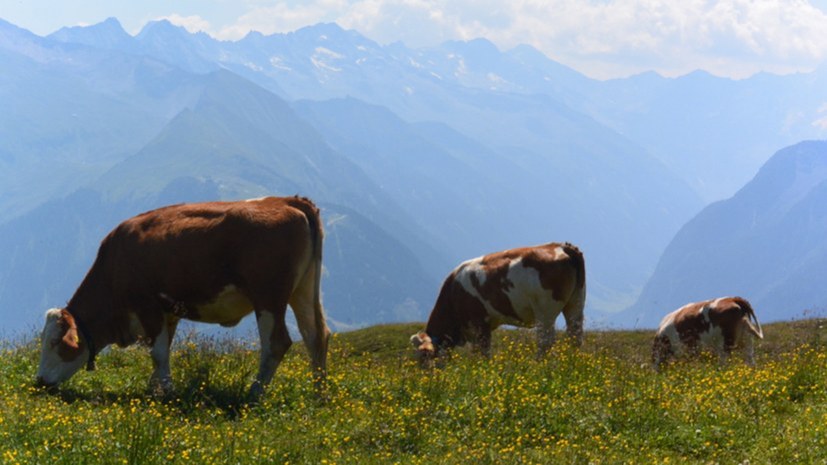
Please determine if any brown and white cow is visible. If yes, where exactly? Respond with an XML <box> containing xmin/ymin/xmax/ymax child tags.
<box><xmin>652</xmin><ymin>296</ymin><xmax>763</xmax><ymax>370</ymax></box>
<box><xmin>36</xmin><ymin>196</ymin><xmax>330</xmax><ymax>398</ymax></box>
<box><xmin>411</xmin><ymin>242</ymin><xmax>586</xmax><ymax>360</ymax></box>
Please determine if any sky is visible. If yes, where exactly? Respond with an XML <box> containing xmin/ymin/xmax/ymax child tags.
<box><xmin>3</xmin><ymin>0</ymin><xmax>827</xmax><ymax>79</ymax></box>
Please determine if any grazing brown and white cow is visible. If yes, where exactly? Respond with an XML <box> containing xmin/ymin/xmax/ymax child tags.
<box><xmin>36</xmin><ymin>196</ymin><xmax>330</xmax><ymax>398</ymax></box>
<box><xmin>411</xmin><ymin>242</ymin><xmax>586</xmax><ymax>360</ymax></box>
<box><xmin>652</xmin><ymin>296</ymin><xmax>763</xmax><ymax>370</ymax></box>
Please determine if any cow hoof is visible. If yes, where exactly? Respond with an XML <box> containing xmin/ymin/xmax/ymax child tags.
<box><xmin>247</xmin><ymin>381</ymin><xmax>265</xmax><ymax>402</ymax></box>
<box><xmin>148</xmin><ymin>378</ymin><xmax>174</xmax><ymax>399</ymax></box>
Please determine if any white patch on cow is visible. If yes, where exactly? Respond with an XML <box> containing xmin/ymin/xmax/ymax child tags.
<box><xmin>149</xmin><ymin>318</ymin><xmax>173</xmax><ymax>390</ymax></box>
<box><xmin>245</xmin><ymin>196</ymin><xmax>268</xmax><ymax>202</ymax></box>
<box><xmin>255</xmin><ymin>311</ymin><xmax>280</xmax><ymax>384</ymax></box>
<box><xmin>502</xmin><ymin>259</ymin><xmax>550</xmax><ymax>326</ymax></box>
<box><xmin>455</xmin><ymin>257</ymin><xmax>497</xmax><ymax>314</ymax></box>
<box><xmin>655</xmin><ymin>308</ymin><xmax>684</xmax><ymax>356</ymax></box>
<box><xmin>657</xmin><ymin>308</ymin><xmax>678</xmax><ymax>333</ymax></box>
<box><xmin>550</xmin><ymin>245</ymin><xmax>567</xmax><ymax>260</ymax></box>
<box><xmin>195</xmin><ymin>285</ymin><xmax>254</xmax><ymax>324</ymax></box>
<box><xmin>257</xmin><ymin>311</ymin><xmax>276</xmax><ymax>355</ymax></box>
<box><xmin>700</xmin><ymin>304</ymin><xmax>712</xmax><ymax>323</ymax></box>
<box><xmin>458</xmin><ymin>255</ymin><xmax>487</xmax><ymax>284</ymax></box>
<box><xmin>36</xmin><ymin>309</ymin><xmax>87</xmax><ymax>386</ymax></box>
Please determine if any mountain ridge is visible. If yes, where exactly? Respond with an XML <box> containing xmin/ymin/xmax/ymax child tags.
<box><xmin>627</xmin><ymin>140</ymin><xmax>827</xmax><ymax>327</ymax></box>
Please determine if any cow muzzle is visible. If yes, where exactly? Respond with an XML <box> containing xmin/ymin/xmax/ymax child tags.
<box><xmin>35</xmin><ymin>376</ymin><xmax>57</xmax><ymax>389</ymax></box>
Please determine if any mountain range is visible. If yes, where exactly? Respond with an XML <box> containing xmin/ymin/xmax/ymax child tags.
<box><xmin>1</xmin><ymin>17</ymin><xmax>826</xmax><ymax>333</ymax></box>
<box><xmin>627</xmin><ymin>140</ymin><xmax>827</xmax><ymax>327</ymax></box>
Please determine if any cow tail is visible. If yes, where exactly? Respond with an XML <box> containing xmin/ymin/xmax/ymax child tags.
<box><xmin>737</xmin><ymin>297</ymin><xmax>764</xmax><ymax>339</ymax></box>
<box><xmin>562</xmin><ymin>243</ymin><xmax>586</xmax><ymax>291</ymax></box>
<box><xmin>307</xmin><ymin>200</ymin><xmax>327</xmax><ymax>338</ymax></box>
<box><xmin>290</xmin><ymin>197</ymin><xmax>327</xmax><ymax>337</ymax></box>
<box><xmin>560</xmin><ymin>243</ymin><xmax>586</xmax><ymax>346</ymax></box>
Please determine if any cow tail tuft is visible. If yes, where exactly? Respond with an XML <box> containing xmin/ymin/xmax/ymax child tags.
<box><xmin>737</xmin><ymin>297</ymin><xmax>764</xmax><ymax>339</ymax></box>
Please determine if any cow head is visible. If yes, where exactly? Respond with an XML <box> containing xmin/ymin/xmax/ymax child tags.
<box><xmin>36</xmin><ymin>308</ymin><xmax>89</xmax><ymax>387</ymax></box>
<box><xmin>410</xmin><ymin>331</ymin><xmax>436</xmax><ymax>362</ymax></box>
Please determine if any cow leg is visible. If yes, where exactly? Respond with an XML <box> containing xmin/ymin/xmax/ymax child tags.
<box><xmin>562</xmin><ymin>292</ymin><xmax>585</xmax><ymax>347</ymax></box>
<box><xmin>149</xmin><ymin>315</ymin><xmax>179</xmax><ymax>395</ymax></box>
<box><xmin>652</xmin><ymin>335</ymin><xmax>672</xmax><ymax>371</ymax></box>
<box><xmin>288</xmin><ymin>270</ymin><xmax>330</xmax><ymax>386</ymax></box>
<box><xmin>249</xmin><ymin>308</ymin><xmax>291</xmax><ymax>399</ymax></box>
<box><xmin>734</xmin><ymin>323</ymin><xmax>757</xmax><ymax>366</ymax></box>
<box><xmin>476</xmin><ymin>324</ymin><xmax>492</xmax><ymax>358</ymax></box>
<box><xmin>719</xmin><ymin>326</ymin><xmax>740</xmax><ymax>365</ymax></box>
<box><xmin>742</xmin><ymin>333</ymin><xmax>756</xmax><ymax>366</ymax></box>
<box><xmin>536</xmin><ymin>322</ymin><xmax>557</xmax><ymax>357</ymax></box>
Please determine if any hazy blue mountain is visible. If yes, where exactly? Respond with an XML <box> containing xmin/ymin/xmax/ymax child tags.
<box><xmin>583</xmin><ymin>71</ymin><xmax>827</xmax><ymax>201</ymax></box>
<box><xmin>0</xmin><ymin>69</ymin><xmax>444</xmax><ymax>332</ymax></box>
<box><xmin>0</xmin><ymin>19</ymin><xmax>206</xmax><ymax>220</ymax></box>
<box><xmin>134</xmin><ymin>20</ymin><xmax>221</xmax><ymax>74</ymax></box>
<box><xmin>48</xmin><ymin>17</ymin><xmax>137</xmax><ymax>52</ymax></box>
<box><xmin>294</xmin><ymin>96</ymin><xmax>702</xmax><ymax>318</ymax></box>
<box><xmin>44</xmin><ymin>18</ymin><xmax>827</xmax><ymax>204</ymax></box>
<box><xmin>92</xmin><ymin>69</ymin><xmax>447</xmax><ymax>323</ymax></box>
<box><xmin>8</xmin><ymin>17</ymin><xmax>825</xmax><ymax>332</ymax></box>
<box><xmin>627</xmin><ymin>140</ymin><xmax>827</xmax><ymax>327</ymax></box>
<box><xmin>293</xmin><ymin>97</ymin><xmax>528</xmax><ymax>261</ymax></box>
<box><xmin>34</xmin><ymin>18</ymin><xmax>705</xmax><ymax>316</ymax></box>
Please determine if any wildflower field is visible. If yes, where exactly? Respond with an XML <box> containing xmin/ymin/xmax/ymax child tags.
<box><xmin>1</xmin><ymin>319</ymin><xmax>825</xmax><ymax>464</ymax></box>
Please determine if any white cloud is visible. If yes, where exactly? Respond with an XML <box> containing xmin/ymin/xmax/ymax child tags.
<box><xmin>205</xmin><ymin>0</ymin><xmax>827</xmax><ymax>78</ymax></box>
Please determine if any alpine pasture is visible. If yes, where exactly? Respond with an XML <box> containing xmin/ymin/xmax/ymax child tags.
<box><xmin>1</xmin><ymin>319</ymin><xmax>825</xmax><ymax>464</ymax></box>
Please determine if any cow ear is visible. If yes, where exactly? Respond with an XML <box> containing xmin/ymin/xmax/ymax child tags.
<box><xmin>57</xmin><ymin>310</ymin><xmax>80</xmax><ymax>350</ymax></box>
<box><xmin>61</xmin><ymin>327</ymin><xmax>81</xmax><ymax>350</ymax></box>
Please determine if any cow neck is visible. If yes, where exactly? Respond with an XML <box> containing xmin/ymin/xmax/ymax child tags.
<box><xmin>424</xmin><ymin>309</ymin><xmax>459</xmax><ymax>350</ymax></box>
<box><xmin>65</xmin><ymin>305</ymin><xmax>97</xmax><ymax>371</ymax></box>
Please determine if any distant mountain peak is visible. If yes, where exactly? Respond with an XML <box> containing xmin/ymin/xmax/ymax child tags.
<box><xmin>136</xmin><ymin>19</ymin><xmax>189</xmax><ymax>41</ymax></box>
<box><xmin>49</xmin><ymin>17</ymin><xmax>134</xmax><ymax>49</ymax></box>
<box><xmin>443</xmin><ymin>37</ymin><xmax>500</xmax><ymax>53</ymax></box>
<box><xmin>627</xmin><ymin>140</ymin><xmax>827</xmax><ymax>325</ymax></box>
<box><xmin>0</xmin><ymin>17</ymin><xmax>40</xmax><ymax>43</ymax></box>
<box><xmin>242</xmin><ymin>30</ymin><xmax>265</xmax><ymax>40</ymax></box>
<box><xmin>296</xmin><ymin>22</ymin><xmax>346</xmax><ymax>37</ymax></box>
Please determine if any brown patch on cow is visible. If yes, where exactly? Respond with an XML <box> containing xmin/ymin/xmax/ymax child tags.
<box><xmin>670</xmin><ymin>301</ymin><xmax>710</xmax><ymax>349</ymax></box>
<box><xmin>451</xmin><ymin>278</ymin><xmax>494</xmax><ymax>348</ymax></box>
<box><xmin>423</xmin><ymin>269</ymin><xmax>493</xmax><ymax>350</ymax></box>
<box><xmin>521</xmin><ymin>243</ymin><xmax>581</xmax><ymax>302</ymax></box>
<box><xmin>707</xmin><ymin>298</ymin><xmax>751</xmax><ymax>350</ymax></box>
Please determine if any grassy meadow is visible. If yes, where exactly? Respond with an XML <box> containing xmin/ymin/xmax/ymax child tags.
<box><xmin>1</xmin><ymin>318</ymin><xmax>825</xmax><ymax>464</ymax></box>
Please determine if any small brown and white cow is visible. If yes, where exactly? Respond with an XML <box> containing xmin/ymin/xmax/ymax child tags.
<box><xmin>411</xmin><ymin>242</ymin><xmax>586</xmax><ymax>360</ymax></box>
<box><xmin>652</xmin><ymin>296</ymin><xmax>763</xmax><ymax>369</ymax></box>
<box><xmin>36</xmin><ymin>196</ymin><xmax>330</xmax><ymax>398</ymax></box>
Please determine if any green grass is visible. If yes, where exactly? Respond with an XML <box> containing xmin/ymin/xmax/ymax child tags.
<box><xmin>1</xmin><ymin>319</ymin><xmax>825</xmax><ymax>464</ymax></box>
